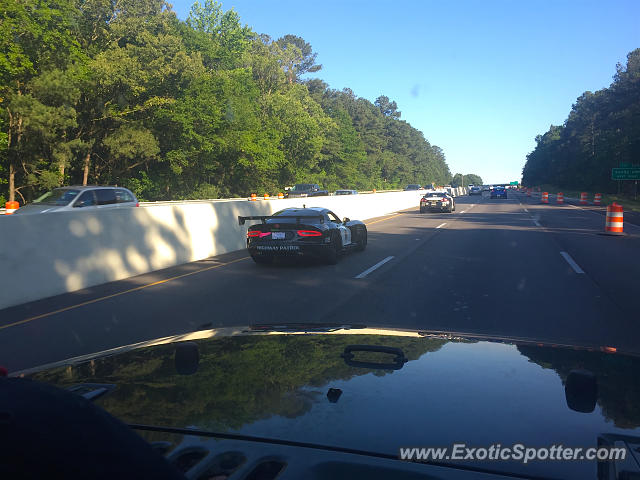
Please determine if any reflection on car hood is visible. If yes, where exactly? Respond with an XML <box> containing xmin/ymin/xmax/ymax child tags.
<box><xmin>25</xmin><ymin>328</ymin><xmax>640</xmax><ymax>479</ymax></box>
<box><xmin>13</xmin><ymin>204</ymin><xmax>66</xmax><ymax>214</ymax></box>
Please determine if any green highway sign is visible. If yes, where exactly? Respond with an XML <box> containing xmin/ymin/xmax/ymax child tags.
<box><xmin>510</xmin><ymin>181</ymin><xmax>518</xmax><ymax>185</ymax></box>
<box><xmin>612</xmin><ymin>167</ymin><xmax>640</xmax><ymax>180</ymax></box>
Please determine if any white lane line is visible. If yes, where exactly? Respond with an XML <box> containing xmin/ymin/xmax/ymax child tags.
<box><xmin>523</xmin><ymin>208</ymin><xmax>529</xmax><ymax>213</ymax></box>
<box><xmin>532</xmin><ymin>219</ymin><xmax>541</xmax><ymax>227</ymax></box>
<box><xmin>459</xmin><ymin>210</ymin><xmax>466</xmax><ymax>214</ymax></box>
<box><xmin>355</xmin><ymin>256</ymin><xmax>394</xmax><ymax>279</ymax></box>
<box><xmin>560</xmin><ymin>251</ymin><xmax>585</xmax><ymax>274</ymax></box>
<box><xmin>436</xmin><ymin>222</ymin><xmax>447</xmax><ymax>229</ymax></box>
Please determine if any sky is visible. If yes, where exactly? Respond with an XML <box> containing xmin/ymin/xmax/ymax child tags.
<box><xmin>170</xmin><ymin>0</ymin><xmax>640</xmax><ymax>184</ymax></box>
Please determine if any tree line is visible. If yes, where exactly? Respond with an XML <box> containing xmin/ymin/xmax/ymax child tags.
<box><xmin>522</xmin><ymin>49</ymin><xmax>640</xmax><ymax>193</ymax></box>
<box><xmin>0</xmin><ymin>0</ymin><xmax>453</xmax><ymax>203</ymax></box>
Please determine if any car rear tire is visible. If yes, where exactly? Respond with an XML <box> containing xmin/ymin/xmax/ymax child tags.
<box><xmin>419</xmin><ymin>206</ymin><xmax>425</xmax><ymax>213</ymax></box>
<box><xmin>355</xmin><ymin>227</ymin><xmax>367</xmax><ymax>251</ymax></box>
<box><xmin>325</xmin><ymin>234</ymin><xmax>342</xmax><ymax>265</ymax></box>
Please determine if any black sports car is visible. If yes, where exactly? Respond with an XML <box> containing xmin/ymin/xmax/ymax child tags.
<box><xmin>239</xmin><ymin>207</ymin><xmax>367</xmax><ymax>264</ymax></box>
<box><xmin>419</xmin><ymin>191</ymin><xmax>455</xmax><ymax>213</ymax></box>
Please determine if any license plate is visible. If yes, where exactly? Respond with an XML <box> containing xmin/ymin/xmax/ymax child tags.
<box><xmin>272</xmin><ymin>232</ymin><xmax>285</xmax><ymax>239</ymax></box>
<box><xmin>257</xmin><ymin>245</ymin><xmax>300</xmax><ymax>251</ymax></box>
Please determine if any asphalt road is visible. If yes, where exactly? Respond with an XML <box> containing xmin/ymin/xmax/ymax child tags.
<box><xmin>2</xmin><ymin>191</ymin><xmax>639</xmax><ymax>372</ymax></box>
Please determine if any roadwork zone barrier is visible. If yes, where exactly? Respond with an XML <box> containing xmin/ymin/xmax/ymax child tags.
<box><xmin>557</xmin><ymin>192</ymin><xmax>564</xmax><ymax>204</ymax></box>
<box><xmin>580</xmin><ymin>192</ymin><xmax>588</xmax><ymax>205</ymax></box>
<box><xmin>541</xmin><ymin>192</ymin><xmax>549</xmax><ymax>204</ymax></box>
<box><xmin>604</xmin><ymin>203</ymin><xmax>624</xmax><ymax>235</ymax></box>
<box><xmin>594</xmin><ymin>193</ymin><xmax>602</xmax><ymax>206</ymax></box>
<box><xmin>5</xmin><ymin>201</ymin><xmax>19</xmax><ymax>214</ymax></box>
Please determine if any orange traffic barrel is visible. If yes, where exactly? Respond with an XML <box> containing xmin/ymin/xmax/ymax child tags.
<box><xmin>5</xmin><ymin>201</ymin><xmax>19</xmax><ymax>214</ymax></box>
<box><xmin>541</xmin><ymin>192</ymin><xmax>549</xmax><ymax>204</ymax></box>
<box><xmin>594</xmin><ymin>193</ymin><xmax>602</xmax><ymax>206</ymax></box>
<box><xmin>249</xmin><ymin>193</ymin><xmax>257</xmax><ymax>201</ymax></box>
<box><xmin>557</xmin><ymin>192</ymin><xmax>564</xmax><ymax>204</ymax></box>
<box><xmin>263</xmin><ymin>193</ymin><xmax>269</xmax><ymax>200</ymax></box>
<box><xmin>278</xmin><ymin>192</ymin><xmax>284</xmax><ymax>199</ymax></box>
<box><xmin>604</xmin><ymin>203</ymin><xmax>624</xmax><ymax>235</ymax></box>
<box><xmin>373</xmin><ymin>188</ymin><xmax>376</xmax><ymax>193</ymax></box>
<box><xmin>580</xmin><ymin>192</ymin><xmax>588</xmax><ymax>205</ymax></box>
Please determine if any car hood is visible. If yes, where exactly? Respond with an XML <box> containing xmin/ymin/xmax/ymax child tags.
<box><xmin>22</xmin><ymin>328</ymin><xmax>640</xmax><ymax>479</ymax></box>
<box><xmin>12</xmin><ymin>204</ymin><xmax>67</xmax><ymax>214</ymax></box>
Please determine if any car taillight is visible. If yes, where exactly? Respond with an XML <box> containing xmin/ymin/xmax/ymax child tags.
<box><xmin>297</xmin><ymin>230</ymin><xmax>322</xmax><ymax>237</ymax></box>
<box><xmin>247</xmin><ymin>230</ymin><xmax>261</xmax><ymax>238</ymax></box>
<box><xmin>136</xmin><ymin>202</ymin><xmax>139</xmax><ymax>207</ymax></box>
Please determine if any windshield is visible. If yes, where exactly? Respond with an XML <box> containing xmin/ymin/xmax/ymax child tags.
<box><xmin>291</xmin><ymin>184</ymin><xmax>314</xmax><ymax>191</ymax></box>
<box><xmin>1</xmin><ymin>1</ymin><xmax>639</xmax><ymax>478</ymax></box>
<box><xmin>33</xmin><ymin>188</ymin><xmax>81</xmax><ymax>206</ymax></box>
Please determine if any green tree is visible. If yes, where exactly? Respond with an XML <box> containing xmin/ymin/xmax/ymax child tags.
<box><xmin>0</xmin><ymin>0</ymin><xmax>85</xmax><ymax>202</ymax></box>
<box><xmin>275</xmin><ymin>35</ymin><xmax>322</xmax><ymax>84</ymax></box>
<box><xmin>522</xmin><ymin>49</ymin><xmax>640</xmax><ymax>193</ymax></box>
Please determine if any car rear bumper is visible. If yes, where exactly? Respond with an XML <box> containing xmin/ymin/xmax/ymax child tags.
<box><xmin>248</xmin><ymin>243</ymin><xmax>331</xmax><ymax>258</ymax></box>
<box><xmin>421</xmin><ymin>204</ymin><xmax>450</xmax><ymax>211</ymax></box>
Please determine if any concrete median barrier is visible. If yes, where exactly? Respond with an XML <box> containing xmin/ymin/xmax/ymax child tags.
<box><xmin>0</xmin><ymin>191</ymin><xmax>424</xmax><ymax>309</ymax></box>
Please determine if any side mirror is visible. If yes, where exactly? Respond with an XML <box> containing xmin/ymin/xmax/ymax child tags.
<box><xmin>343</xmin><ymin>217</ymin><xmax>350</xmax><ymax>223</ymax></box>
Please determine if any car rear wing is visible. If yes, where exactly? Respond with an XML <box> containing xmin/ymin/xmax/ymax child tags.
<box><xmin>238</xmin><ymin>215</ymin><xmax>325</xmax><ymax>226</ymax></box>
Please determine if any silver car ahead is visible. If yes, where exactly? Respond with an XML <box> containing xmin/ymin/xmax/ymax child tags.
<box><xmin>14</xmin><ymin>186</ymin><xmax>139</xmax><ymax>215</ymax></box>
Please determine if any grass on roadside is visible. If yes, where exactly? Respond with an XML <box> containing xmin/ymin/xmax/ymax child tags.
<box><xmin>535</xmin><ymin>184</ymin><xmax>640</xmax><ymax>212</ymax></box>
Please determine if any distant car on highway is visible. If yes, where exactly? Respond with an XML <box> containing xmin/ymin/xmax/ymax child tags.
<box><xmin>481</xmin><ymin>185</ymin><xmax>491</xmax><ymax>191</ymax></box>
<box><xmin>285</xmin><ymin>183</ymin><xmax>329</xmax><ymax>198</ymax></box>
<box><xmin>334</xmin><ymin>189</ymin><xmax>358</xmax><ymax>195</ymax></box>
<box><xmin>404</xmin><ymin>184</ymin><xmax>422</xmax><ymax>191</ymax></box>
<box><xmin>13</xmin><ymin>186</ymin><xmax>139</xmax><ymax>215</ymax></box>
<box><xmin>420</xmin><ymin>191</ymin><xmax>455</xmax><ymax>213</ymax></box>
<box><xmin>490</xmin><ymin>186</ymin><xmax>508</xmax><ymax>199</ymax></box>
<box><xmin>239</xmin><ymin>207</ymin><xmax>367</xmax><ymax>265</ymax></box>
<box><xmin>469</xmin><ymin>186</ymin><xmax>482</xmax><ymax>195</ymax></box>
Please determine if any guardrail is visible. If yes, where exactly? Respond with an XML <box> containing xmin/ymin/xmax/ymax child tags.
<box><xmin>137</xmin><ymin>189</ymin><xmax>405</xmax><ymax>206</ymax></box>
